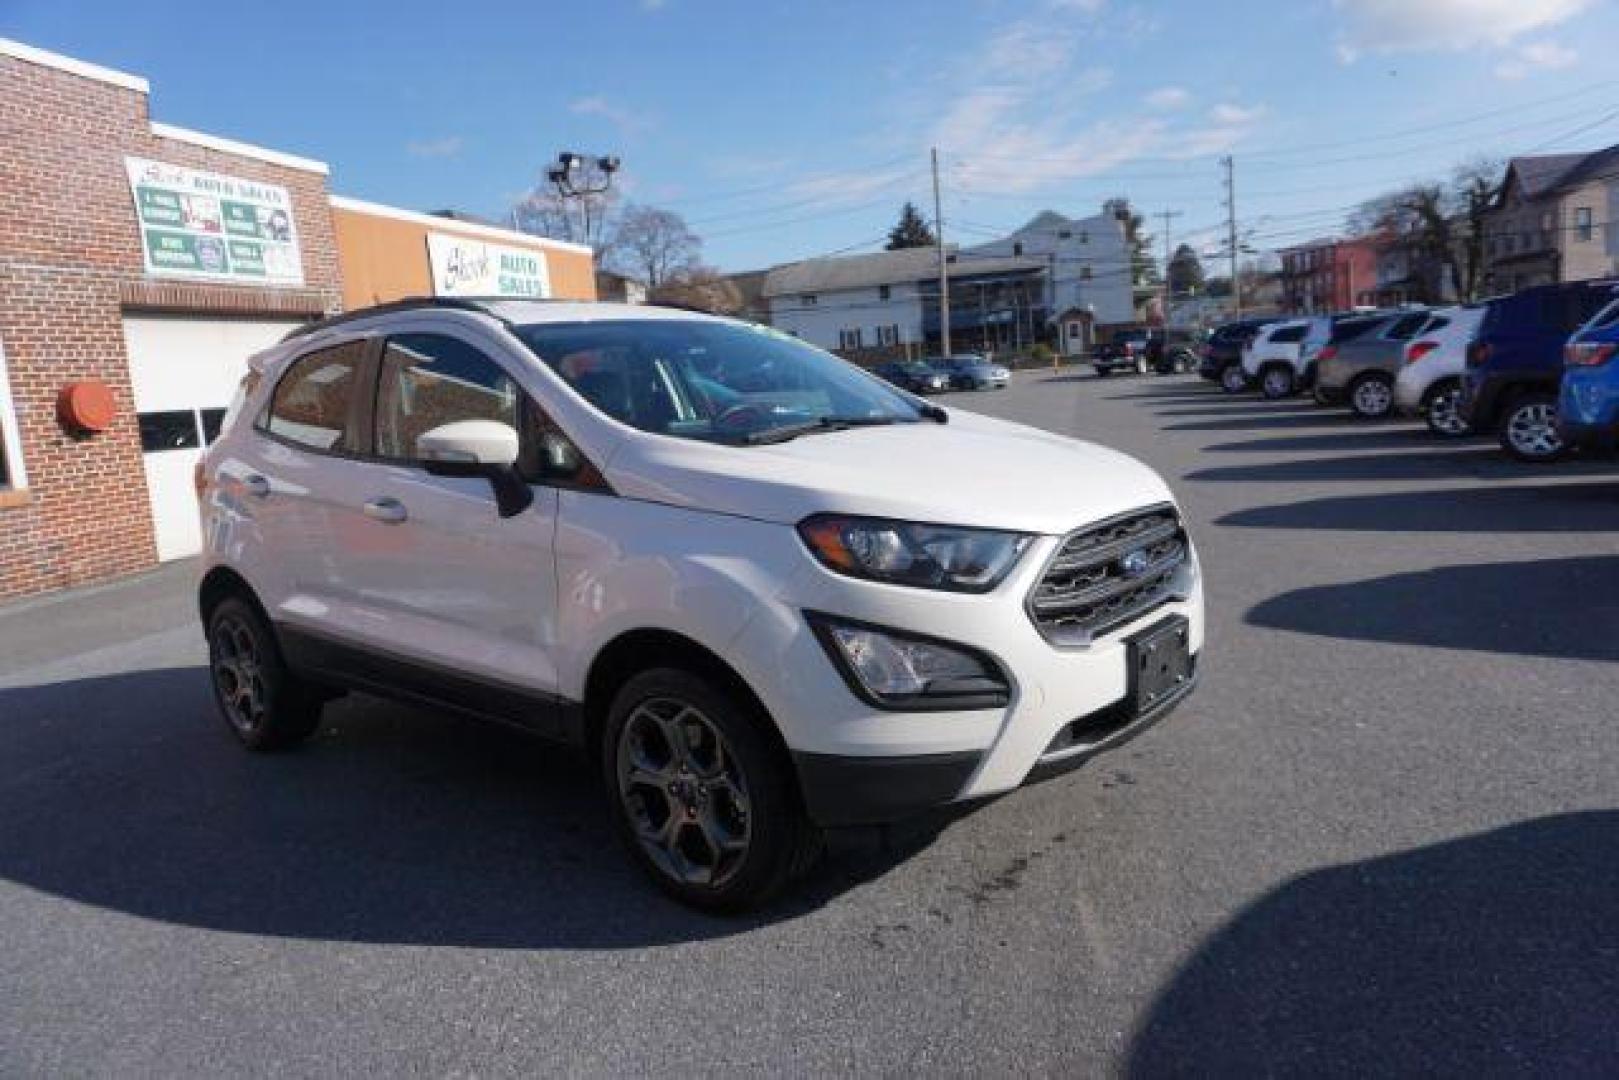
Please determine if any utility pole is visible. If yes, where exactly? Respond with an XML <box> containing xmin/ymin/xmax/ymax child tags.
<box><xmin>932</xmin><ymin>147</ymin><xmax>951</xmax><ymax>356</ymax></box>
<box><xmin>1157</xmin><ymin>209</ymin><xmax>1182</xmax><ymax>328</ymax></box>
<box><xmin>1221</xmin><ymin>155</ymin><xmax>1241</xmax><ymax>315</ymax></box>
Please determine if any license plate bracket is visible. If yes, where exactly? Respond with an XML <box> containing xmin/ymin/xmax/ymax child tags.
<box><xmin>1127</xmin><ymin>615</ymin><xmax>1192</xmax><ymax>715</ymax></box>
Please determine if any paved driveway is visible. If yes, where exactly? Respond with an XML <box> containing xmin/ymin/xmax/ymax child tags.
<box><xmin>3</xmin><ymin>371</ymin><xmax>1616</xmax><ymax>1075</ymax></box>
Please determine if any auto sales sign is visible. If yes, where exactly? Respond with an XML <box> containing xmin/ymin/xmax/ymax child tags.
<box><xmin>125</xmin><ymin>157</ymin><xmax>303</xmax><ymax>285</ymax></box>
<box><xmin>427</xmin><ymin>232</ymin><xmax>551</xmax><ymax>299</ymax></box>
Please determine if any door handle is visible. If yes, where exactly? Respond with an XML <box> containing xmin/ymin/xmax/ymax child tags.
<box><xmin>363</xmin><ymin>497</ymin><xmax>408</xmax><ymax>525</ymax></box>
<box><xmin>242</xmin><ymin>474</ymin><xmax>271</xmax><ymax>499</ymax></box>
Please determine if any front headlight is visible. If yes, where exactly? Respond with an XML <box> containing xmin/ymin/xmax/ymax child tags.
<box><xmin>798</xmin><ymin>514</ymin><xmax>1032</xmax><ymax>592</ymax></box>
<box><xmin>806</xmin><ymin>612</ymin><xmax>1010</xmax><ymax>710</ymax></box>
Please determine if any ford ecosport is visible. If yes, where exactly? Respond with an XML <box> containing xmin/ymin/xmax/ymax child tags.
<box><xmin>196</xmin><ymin>299</ymin><xmax>1204</xmax><ymax>910</ymax></box>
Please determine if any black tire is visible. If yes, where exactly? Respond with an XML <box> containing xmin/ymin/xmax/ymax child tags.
<box><xmin>205</xmin><ymin>596</ymin><xmax>323</xmax><ymax>751</ymax></box>
<box><xmin>1423</xmin><ymin>380</ymin><xmax>1472</xmax><ymax>438</ymax></box>
<box><xmin>602</xmin><ymin>666</ymin><xmax>819</xmax><ymax>913</ymax></box>
<box><xmin>1259</xmin><ymin>364</ymin><xmax>1296</xmax><ymax>400</ymax></box>
<box><xmin>1347</xmin><ymin>372</ymin><xmax>1395</xmax><ymax>419</ymax></box>
<box><xmin>1094</xmin><ymin>367</ymin><xmax>1111</xmax><ymax>378</ymax></box>
<box><xmin>1134</xmin><ymin>356</ymin><xmax>1150</xmax><ymax>376</ymax></box>
<box><xmin>1498</xmin><ymin>391</ymin><xmax>1566</xmax><ymax>463</ymax></box>
<box><xmin>1219</xmin><ymin>364</ymin><xmax>1248</xmax><ymax>394</ymax></box>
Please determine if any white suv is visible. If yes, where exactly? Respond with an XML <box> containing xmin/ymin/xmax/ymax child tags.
<box><xmin>196</xmin><ymin>299</ymin><xmax>1204</xmax><ymax>910</ymax></box>
<box><xmin>1240</xmin><ymin>318</ymin><xmax>1314</xmax><ymax>398</ymax></box>
<box><xmin>1393</xmin><ymin>304</ymin><xmax>1485</xmax><ymax>437</ymax></box>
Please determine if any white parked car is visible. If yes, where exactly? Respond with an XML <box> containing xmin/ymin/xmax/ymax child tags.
<box><xmin>1393</xmin><ymin>305</ymin><xmax>1486</xmax><ymax>437</ymax></box>
<box><xmin>196</xmin><ymin>299</ymin><xmax>1205</xmax><ymax>911</ymax></box>
<box><xmin>1240</xmin><ymin>318</ymin><xmax>1314</xmax><ymax>398</ymax></box>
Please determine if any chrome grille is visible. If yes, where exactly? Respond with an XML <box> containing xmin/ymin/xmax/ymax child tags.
<box><xmin>1027</xmin><ymin>506</ymin><xmax>1189</xmax><ymax>645</ymax></box>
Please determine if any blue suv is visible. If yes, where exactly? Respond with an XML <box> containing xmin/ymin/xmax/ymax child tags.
<box><xmin>1560</xmin><ymin>294</ymin><xmax>1619</xmax><ymax>454</ymax></box>
<box><xmin>1459</xmin><ymin>281</ymin><xmax>1619</xmax><ymax>462</ymax></box>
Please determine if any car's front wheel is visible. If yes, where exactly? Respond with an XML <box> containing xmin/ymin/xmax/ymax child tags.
<box><xmin>1219</xmin><ymin>364</ymin><xmax>1248</xmax><ymax>394</ymax></box>
<box><xmin>1500</xmin><ymin>392</ymin><xmax>1565</xmax><ymax>462</ymax></box>
<box><xmin>1348</xmin><ymin>373</ymin><xmax>1395</xmax><ymax>419</ymax></box>
<box><xmin>1423</xmin><ymin>380</ymin><xmax>1471</xmax><ymax>437</ymax></box>
<box><xmin>604</xmin><ymin>667</ymin><xmax>819</xmax><ymax>912</ymax></box>
<box><xmin>206</xmin><ymin>596</ymin><xmax>323</xmax><ymax>751</ymax></box>
<box><xmin>1260</xmin><ymin>364</ymin><xmax>1296</xmax><ymax>400</ymax></box>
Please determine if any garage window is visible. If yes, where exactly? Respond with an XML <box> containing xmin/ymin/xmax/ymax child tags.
<box><xmin>263</xmin><ymin>340</ymin><xmax>365</xmax><ymax>452</ymax></box>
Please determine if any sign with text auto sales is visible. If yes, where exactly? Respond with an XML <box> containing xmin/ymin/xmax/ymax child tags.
<box><xmin>427</xmin><ymin>232</ymin><xmax>551</xmax><ymax>299</ymax></box>
<box><xmin>125</xmin><ymin>157</ymin><xmax>304</xmax><ymax>286</ymax></box>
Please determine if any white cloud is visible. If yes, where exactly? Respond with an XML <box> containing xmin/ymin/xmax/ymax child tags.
<box><xmin>1495</xmin><ymin>39</ymin><xmax>1578</xmax><ymax>78</ymax></box>
<box><xmin>405</xmin><ymin>136</ymin><xmax>463</xmax><ymax>158</ymax></box>
<box><xmin>1334</xmin><ymin>0</ymin><xmax>1592</xmax><ymax>58</ymax></box>
<box><xmin>1209</xmin><ymin>102</ymin><xmax>1265</xmax><ymax>125</ymax></box>
<box><xmin>1146</xmin><ymin>86</ymin><xmax>1191</xmax><ymax>110</ymax></box>
<box><xmin>569</xmin><ymin>95</ymin><xmax>651</xmax><ymax>134</ymax></box>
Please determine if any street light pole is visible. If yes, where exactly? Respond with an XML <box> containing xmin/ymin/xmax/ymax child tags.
<box><xmin>932</xmin><ymin>147</ymin><xmax>951</xmax><ymax>356</ymax></box>
<box><xmin>547</xmin><ymin>151</ymin><xmax>621</xmax><ymax>249</ymax></box>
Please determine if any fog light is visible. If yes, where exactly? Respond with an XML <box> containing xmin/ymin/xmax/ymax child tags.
<box><xmin>806</xmin><ymin>612</ymin><xmax>1009</xmax><ymax>711</ymax></box>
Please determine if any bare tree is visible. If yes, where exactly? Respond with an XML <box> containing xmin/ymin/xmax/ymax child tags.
<box><xmin>649</xmin><ymin>266</ymin><xmax>744</xmax><ymax>314</ymax></box>
<box><xmin>1350</xmin><ymin>158</ymin><xmax>1502</xmax><ymax>303</ymax></box>
<box><xmin>612</xmin><ymin>205</ymin><xmax>701</xmax><ymax>288</ymax></box>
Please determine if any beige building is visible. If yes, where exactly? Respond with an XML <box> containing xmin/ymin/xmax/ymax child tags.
<box><xmin>1483</xmin><ymin>149</ymin><xmax>1619</xmax><ymax>293</ymax></box>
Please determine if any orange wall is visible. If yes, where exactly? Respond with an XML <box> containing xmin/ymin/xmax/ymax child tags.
<box><xmin>331</xmin><ymin>204</ymin><xmax>596</xmax><ymax>309</ymax></box>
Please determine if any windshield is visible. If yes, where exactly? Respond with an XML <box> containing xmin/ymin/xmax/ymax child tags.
<box><xmin>515</xmin><ymin>318</ymin><xmax>925</xmax><ymax>443</ymax></box>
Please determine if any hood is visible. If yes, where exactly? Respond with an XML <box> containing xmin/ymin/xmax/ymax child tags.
<box><xmin>603</xmin><ymin>408</ymin><xmax>1175</xmax><ymax>535</ymax></box>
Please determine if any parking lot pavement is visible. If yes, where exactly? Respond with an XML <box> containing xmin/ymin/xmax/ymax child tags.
<box><xmin>3</xmin><ymin>369</ymin><xmax>1617</xmax><ymax>1075</ymax></box>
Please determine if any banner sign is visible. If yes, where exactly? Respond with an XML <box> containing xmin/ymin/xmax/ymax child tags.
<box><xmin>125</xmin><ymin>157</ymin><xmax>303</xmax><ymax>286</ymax></box>
<box><xmin>427</xmin><ymin>232</ymin><xmax>551</xmax><ymax>299</ymax></box>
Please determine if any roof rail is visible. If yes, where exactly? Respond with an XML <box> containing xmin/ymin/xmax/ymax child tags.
<box><xmin>280</xmin><ymin>296</ymin><xmax>546</xmax><ymax>341</ymax></box>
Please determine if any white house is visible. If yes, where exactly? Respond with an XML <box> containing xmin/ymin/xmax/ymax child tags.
<box><xmin>964</xmin><ymin>207</ymin><xmax>1135</xmax><ymax>344</ymax></box>
<box><xmin>762</xmin><ymin>248</ymin><xmax>934</xmax><ymax>352</ymax></box>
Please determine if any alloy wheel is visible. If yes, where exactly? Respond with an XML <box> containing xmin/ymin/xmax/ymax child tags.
<box><xmin>1262</xmin><ymin>368</ymin><xmax>1293</xmax><ymax>398</ymax></box>
<box><xmin>211</xmin><ymin>613</ymin><xmax>268</xmax><ymax>735</ymax></box>
<box><xmin>1427</xmin><ymin>386</ymin><xmax>1469</xmax><ymax>436</ymax></box>
<box><xmin>1221</xmin><ymin>365</ymin><xmax>1246</xmax><ymax>393</ymax></box>
<box><xmin>1507</xmin><ymin>401</ymin><xmax>1562</xmax><ymax>459</ymax></box>
<box><xmin>1352</xmin><ymin>378</ymin><xmax>1392</xmax><ymax>417</ymax></box>
<box><xmin>617</xmin><ymin>697</ymin><xmax>752</xmax><ymax>889</ymax></box>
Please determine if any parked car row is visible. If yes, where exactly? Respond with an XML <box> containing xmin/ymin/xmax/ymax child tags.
<box><xmin>873</xmin><ymin>355</ymin><xmax>1011</xmax><ymax>394</ymax></box>
<box><xmin>1194</xmin><ymin>279</ymin><xmax>1619</xmax><ymax>462</ymax></box>
<box><xmin>1093</xmin><ymin>329</ymin><xmax>1201</xmax><ymax>377</ymax></box>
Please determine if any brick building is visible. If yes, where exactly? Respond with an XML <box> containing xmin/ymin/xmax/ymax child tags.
<box><xmin>0</xmin><ymin>39</ymin><xmax>594</xmax><ymax>601</ymax></box>
<box><xmin>1278</xmin><ymin>236</ymin><xmax>1381</xmax><ymax>314</ymax></box>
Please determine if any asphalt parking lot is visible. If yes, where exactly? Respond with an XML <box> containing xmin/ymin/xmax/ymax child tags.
<box><xmin>3</xmin><ymin>369</ymin><xmax>1617</xmax><ymax>1076</ymax></box>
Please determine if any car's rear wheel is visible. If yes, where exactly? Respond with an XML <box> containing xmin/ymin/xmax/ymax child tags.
<box><xmin>1423</xmin><ymin>380</ymin><xmax>1471</xmax><ymax>438</ymax></box>
<box><xmin>1260</xmin><ymin>364</ymin><xmax>1296</xmax><ymax>400</ymax></box>
<box><xmin>1134</xmin><ymin>356</ymin><xmax>1149</xmax><ymax>375</ymax></box>
<box><xmin>206</xmin><ymin>596</ymin><xmax>323</xmax><ymax>751</ymax></box>
<box><xmin>1219</xmin><ymin>364</ymin><xmax>1247</xmax><ymax>394</ymax></box>
<box><xmin>604</xmin><ymin>667</ymin><xmax>819</xmax><ymax>912</ymax></box>
<box><xmin>1348</xmin><ymin>373</ymin><xmax>1394</xmax><ymax>419</ymax></box>
<box><xmin>1500</xmin><ymin>392</ymin><xmax>1565</xmax><ymax>462</ymax></box>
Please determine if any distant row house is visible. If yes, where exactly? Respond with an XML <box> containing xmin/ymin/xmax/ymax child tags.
<box><xmin>1481</xmin><ymin>149</ymin><xmax>1619</xmax><ymax>293</ymax></box>
<box><xmin>754</xmin><ymin>205</ymin><xmax>1138</xmax><ymax>359</ymax></box>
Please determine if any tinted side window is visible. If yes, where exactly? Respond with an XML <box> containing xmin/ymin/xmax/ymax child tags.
<box><xmin>375</xmin><ymin>333</ymin><xmax>521</xmax><ymax>461</ymax></box>
<box><xmin>1332</xmin><ymin>318</ymin><xmax>1383</xmax><ymax>343</ymax></box>
<box><xmin>1385</xmin><ymin>313</ymin><xmax>1430</xmax><ymax>341</ymax></box>
<box><xmin>1271</xmin><ymin>325</ymin><xmax>1307</xmax><ymax>344</ymax></box>
<box><xmin>265</xmin><ymin>341</ymin><xmax>365</xmax><ymax>452</ymax></box>
<box><xmin>1586</xmin><ymin>298</ymin><xmax>1619</xmax><ymax>331</ymax></box>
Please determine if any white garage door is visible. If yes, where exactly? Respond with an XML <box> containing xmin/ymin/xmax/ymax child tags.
<box><xmin>123</xmin><ymin>315</ymin><xmax>306</xmax><ymax>561</ymax></box>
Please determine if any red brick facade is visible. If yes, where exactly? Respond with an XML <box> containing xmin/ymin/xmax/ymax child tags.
<box><xmin>0</xmin><ymin>50</ymin><xmax>342</xmax><ymax>599</ymax></box>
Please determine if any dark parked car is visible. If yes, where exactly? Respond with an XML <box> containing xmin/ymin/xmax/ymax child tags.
<box><xmin>1459</xmin><ymin>281</ymin><xmax>1619</xmax><ymax>461</ymax></box>
<box><xmin>1198</xmin><ymin>317</ymin><xmax>1275</xmax><ymax>391</ymax></box>
<box><xmin>929</xmin><ymin>355</ymin><xmax>1011</xmax><ymax>390</ymax></box>
<box><xmin>874</xmin><ymin>360</ymin><xmax>949</xmax><ymax>394</ymax></box>
<box><xmin>1312</xmin><ymin>309</ymin><xmax>1436</xmax><ymax>418</ymax></box>
<box><xmin>1093</xmin><ymin>329</ymin><xmax>1152</xmax><ymax>376</ymax></box>
<box><xmin>1149</xmin><ymin>329</ymin><xmax>1203</xmax><ymax>375</ymax></box>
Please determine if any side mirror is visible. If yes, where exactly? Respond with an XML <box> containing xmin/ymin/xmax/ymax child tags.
<box><xmin>417</xmin><ymin>420</ymin><xmax>534</xmax><ymax>519</ymax></box>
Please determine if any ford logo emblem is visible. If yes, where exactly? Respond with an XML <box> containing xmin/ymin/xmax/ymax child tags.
<box><xmin>1118</xmin><ymin>548</ymin><xmax>1151</xmax><ymax>578</ymax></box>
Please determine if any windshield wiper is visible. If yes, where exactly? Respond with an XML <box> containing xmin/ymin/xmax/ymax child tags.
<box><xmin>741</xmin><ymin>415</ymin><xmax>910</xmax><ymax>446</ymax></box>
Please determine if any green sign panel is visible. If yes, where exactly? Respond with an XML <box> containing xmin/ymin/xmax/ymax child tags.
<box><xmin>125</xmin><ymin>156</ymin><xmax>303</xmax><ymax>285</ymax></box>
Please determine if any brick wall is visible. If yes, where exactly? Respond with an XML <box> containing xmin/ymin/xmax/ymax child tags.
<box><xmin>0</xmin><ymin>52</ymin><xmax>342</xmax><ymax>600</ymax></box>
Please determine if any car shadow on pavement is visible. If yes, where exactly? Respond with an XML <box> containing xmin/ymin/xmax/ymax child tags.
<box><xmin>1185</xmin><ymin>447</ymin><xmax>1511</xmax><ymax>483</ymax></box>
<box><xmin>1199</xmin><ymin>426</ymin><xmax>1463</xmax><ymax>454</ymax></box>
<box><xmin>1245</xmin><ymin>556</ymin><xmax>1619</xmax><ymax>661</ymax></box>
<box><xmin>1126</xmin><ymin>812</ymin><xmax>1619</xmax><ymax>1075</ymax></box>
<box><xmin>1165</xmin><ymin>411</ymin><xmax>1372</xmax><ymax>433</ymax></box>
<box><xmin>0</xmin><ymin>668</ymin><xmax>933</xmax><ymax>947</ymax></box>
<box><xmin>1217</xmin><ymin>482</ymin><xmax>1619</xmax><ymax>533</ymax></box>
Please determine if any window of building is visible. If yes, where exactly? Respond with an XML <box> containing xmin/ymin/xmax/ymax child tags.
<box><xmin>139</xmin><ymin>411</ymin><xmax>201</xmax><ymax>452</ymax></box>
<box><xmin>1013</xmin><ymin>242</ymin><xmax>1024</xmax><ymax>256</ymax></box>
<box><xmin>1058</xmin><ymin>230</ymin><xmax>1072</xmax><ymax>240</ymax></box>
<box><xmin>1576</xmin><ymin>207</ymin><xmax>1594</xmax><ymax>242</ymax></box>
<box><xmin>262</xmin><ymin>340</ymin><xmax>365</xmax><ymax>453</ymax></box>
<box><xmin>375</xmin><ymin>333</ymin><xmax>520</xmax><ymax>462</ymax></box>
<box><xmin>800</xmin><ymin>294</ymin><xmax>818</xmax><ymax>306</ymax></box>
<box><xmin>838</xmin><ymin>328</ymin><xmax>865</xmax><ymax>350</ymax></box>
<box><xmin>1068</xmin><ymin>322</ymin><xmax>1081</xmax><ymax>338</ymax></box>
<box><xmin>0</xmin><ymin>336</ymin><xmax>23</xmax><ymax>493</ymax></box>
<box><xmin>1079</xmin><ymin>231</ymin><xmax>1088</xmax><ymax>244</ymax></box>
<box><xmin>1080</xmin><ymin>266</ymin><xmax>1092</xmax><ymax>281</ymax></box>
<box><xmin>876</xmin><ymin>324</ymin><xmax>900</xmax><ymax>347</ymax></box>
<box><xmin>878</xmin><ymin>285</ymin><xmax>891</xmax><ymax>301</ymax></box>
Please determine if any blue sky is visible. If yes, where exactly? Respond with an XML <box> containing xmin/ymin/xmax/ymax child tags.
<box><xmin>6</xmin><ymin>0</ymin><xmax>1619</xmax><ymax>273</ymax></box>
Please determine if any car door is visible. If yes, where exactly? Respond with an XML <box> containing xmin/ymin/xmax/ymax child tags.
<box><xmin>333</xmin><ymin>328</ymin><xmax>565</xmax><ymax>732</ymax></box>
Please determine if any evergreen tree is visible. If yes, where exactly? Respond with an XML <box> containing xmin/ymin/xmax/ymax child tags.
<box><xmin>1167</xmin><ymin>244</ymin><xmax>1206</xmax><ymax>298</ymax></box>
<box><xmin>885</xmin><ymin>202</ymin><xmax>937</xmax><ymax>250</ymax></box>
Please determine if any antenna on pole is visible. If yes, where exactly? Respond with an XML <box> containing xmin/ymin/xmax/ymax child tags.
<box><xmin>1222</xmin><ymin>156</ymin><xmax>1241</xmax><ymax>315</ymax></box>
<box><xmin>932</xmin><ymin>147</ymin><xmax>951</xmax><ymax>357</ymax></box>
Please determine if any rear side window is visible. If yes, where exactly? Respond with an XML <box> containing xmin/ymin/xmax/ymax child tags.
<box><xmin>375</xmin><ymin>333</ymin><xmax>520</xmax><ymax>461</ymax></box>
<box><xmin>1384</xmin><ymin>313</ymin><xmax>1431</xmax><ymax>341</ymax></box>
<box><xmin>1421</xmin><ymin>315</ymin><xmax>1451</xmax><ymax>335</ymax></box>
<box><xmin>1584</xmin><ymin>298</ymin><xmax>1619</xmax><ymax>332</ymax></box>
<box><xmin>1270</xmin><ymin>325</ymin><xmax>1307</xmax><ymax>344</ymax></box>
<box><xmin>264</xmin><ymin>341</ymin><xmax>365</xmax><ymax>452</ymax></box>
<box><xmin>1331</xmin><ymin>318</ymin><xmax>1383</xmax><ymax>344</ymax></box>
